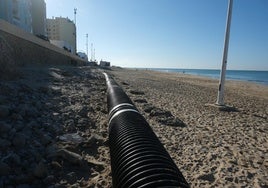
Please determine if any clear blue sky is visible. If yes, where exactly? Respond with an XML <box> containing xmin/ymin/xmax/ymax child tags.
<box><xmin>45</xmin><ymin>0</ymin><xmax>268</xmax><ymax>70</ymax></box>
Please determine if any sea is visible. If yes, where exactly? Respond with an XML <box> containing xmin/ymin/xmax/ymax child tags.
<box><xmin>146</xmin><ymin>68</ymin><xmax>268</xmax><ymax>86</ymax></box>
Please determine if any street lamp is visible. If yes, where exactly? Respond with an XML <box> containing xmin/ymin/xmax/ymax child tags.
<box><xmin>216</xmin><ymin>0</ymin><xmax>233</xmax><ymax>106</ymax></box>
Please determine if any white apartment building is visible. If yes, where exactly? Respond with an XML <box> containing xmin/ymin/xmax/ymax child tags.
<box><xmin>0</xmin><ymin>0</ymin><xmax>46</xmax><ymax>36</ymax></box>
<box><xmin>0</xmin><ymin>0</ymin><xmax>32</xmax><ymax>33</ymax></box>
<box><xmin>47</xmin><ymin>17</ymin><xmax>76</xmax><ymax>54</ymax></box>
<box><xmin>31</xmin><ymin>0</ymin><xmax>46</xmax><ymax>36</ymax></box>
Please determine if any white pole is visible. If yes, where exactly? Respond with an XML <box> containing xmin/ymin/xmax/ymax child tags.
<box><xmin>86</xmin><ymin>34</ymin><xmax>88</xmax><ymax>58</ymax></box>
<box><xmin>216</xmin><ymin>0</ymin><xmax>233</xmax><ymax>106</ymax></box>
<box><xmin>74</xmin><ymin>8</ymin><xmax>77</xmax><ymax>25</ymax></box>
<box><xmin>74</xmin><ymin>8</ymin><xmax>77</xmax><ymax>53</ymax></box>
<box><xmin>94</xmin><ymin>48</ymin><xmax>96</xmax><ymax>61</ymax></box>
<box><xmin>91</xmin><ymin>43</ymin><xmax>93</xmax><ymax>61</ymax></box>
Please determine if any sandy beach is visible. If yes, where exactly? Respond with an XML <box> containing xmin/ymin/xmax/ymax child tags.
<box><xmin>0</xmin><ymin>65</ymin><xmax>267</xmax><ymax>187</ymax></box>
<box><xmin>107</xmin><ymin>68</ymin><xmax>268</xmax><ymax>187</ymax></box>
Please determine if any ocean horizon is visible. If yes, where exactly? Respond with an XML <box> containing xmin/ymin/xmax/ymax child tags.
<box><xmin>139</xmin><ymin>68</ymin><xmax>268</xmax><ymax>86</ymax></box>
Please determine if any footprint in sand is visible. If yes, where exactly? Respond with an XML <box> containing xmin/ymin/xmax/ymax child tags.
<box><xmin>121</xmin><ymin>81</ymin><xmax>129</xmax><ymax>86</ymax></box>
<box><xmin>129</xmin><ymin>90</ymin><xmax>145</xmax><ymax>95</ymax></box>
<box><xmin>142</xmin><ymin>104</ymin><xmax>186</xmax><ymax>127</ymax></box>
<box><xmin>134</xmin><ymin>98</ymin><xmax>147</xmax><ymax>103</ymax></box>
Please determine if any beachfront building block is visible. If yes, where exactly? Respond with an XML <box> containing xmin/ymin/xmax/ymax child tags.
<box><xmin>46</xmin><ymin>17</ymin><xmax>77</xmax><ymax>54</ymax></box>
<box><xmin>0</xmin><ymin>0</ymin><xmax>32</xmax><ymax>33</ymax></box>
<box><xmin>0</xmin><ymin>0</ymin><xmax>46</xmax><ymax>36</ymax></box>
<box><xmin>31</xmin><ymin>0</ymin><xmax>46</xmax><ymax>36</ymax></box>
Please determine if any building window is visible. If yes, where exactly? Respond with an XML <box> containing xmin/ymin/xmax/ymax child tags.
<box><xmin>12</xmin><ymin>0</ymin><xmax>19</xmax><ymax>19</ymax></box>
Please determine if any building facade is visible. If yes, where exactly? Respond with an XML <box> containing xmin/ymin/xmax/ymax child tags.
<box><xmin>0</xmin><ymin>0</ymin><xmax>32</xmax><ymax>33</ymax></box>
<box><xmin>47</xmin><ymin>17</ymin><xmax>76</xmax><ymax>54</ymax></box>
<box><xmin>100</xmin><ymin>60</ymin><xmax>110</xmax><ymax>67</ymax></box>
<box><xmin>77</xmin><ymin>52</ymin><xmax>88</xmax><ymax>61</ymax></box>
<box><xmin>30</xmin><ymin>0</ymin><xmax>46</xmax><ymax>36</ymax></box>
<box><xmin>0</xmin><ymin>0</ymin><xmax>46</xmax><ymax>35</ymax></box>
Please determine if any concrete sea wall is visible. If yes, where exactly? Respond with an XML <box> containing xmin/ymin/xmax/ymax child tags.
<box><xmin>0</xmin><ymin>19</ymin><xmax>86</xmax><ymax>68</ymax></box>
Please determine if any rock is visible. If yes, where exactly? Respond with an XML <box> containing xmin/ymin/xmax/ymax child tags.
<box><xmin>77</xmin><ymin>118</ymin><xmax>88</xmax><ymax>126</ymax></box>
<box><xmin>0</xmin><ymin>105</ymin><xmax>10</xmax><ymax>118</ymax></box>
<box><xmin>225</xmin><ymin>177</ymin><xmax>233</xmax><ymax>182</ymax></box>
<box><xmin>16</xmin><ymin>184</ymin><xmax>31</xmax><ymax>188</ymax></box>
<box><xmin>28</xmin><ymin>120</ymin><xmax>39</xmax><ymax>128</ymax></box>
<box><xmin>21</xmin><ymin>126</ymin><xmax>33</xmax><ymax>138</ymax></box>
<box><xmin>39</xmin><ymin>134</ymin><xmax>52</xmax><ymax>145</ymax></box>
<box><xmin>0</xmin><ymin>138</ymin><xmax>11</xmax><ymax>149</ymax></box>
<box><xmin>12</xmin><ymin>133</ymin><xmax>26</xmax><ymax>148</ymax></box>
<box><xmin>50</xmin><ymin>161</ymin><xmax>62</xmax><ymax>170</ymax></box>
<box><xmin>26</xmin><ymin>107</ymin><xmax>39</xmax><ymax>118</ymax></box>
<box><xmin>38</xmin><ymin>86</ymin><xmax>50</xmax><ymax>94</ymax></box>
<box><xmin>247</xmin><ymin>172</ymin><xmax>254</xmax><ymax>179</ymax></box>
<box><xmin>0</xmin><ymin>95</ymin><xmax>8</xmax><ymax>105</ymax></box>
<box><xmin>0</xmin><ymin>84</ymin><xmax>13</xmax><ymax>95</ymax></box>
<box><xmin>86</xmin><ymin>157</ymin><xmax>106</xmax><ymax>167</ymax></box>
<box><xmin>0</xmin><ymin>162</ymin><xmax>11</xmax><ymax>176</ymax></box>
<box><xmin>33</xmin><ymin>162</ymin><xmax>48</xmax><ymax>178</ymax></box>
<box><xmin>58</xmin><ymin>133</ymin><xmax>84</xmax><ymax>144</ymax></box>
<box><xmin>46</xmin><ymin>144</ymin><xmax>57</xmax><ymax>156</ymax></box>
<box><xmin>13</xmin><ymin>174</ymin><xmax>35</xmax><ymax>184</ymax></box>
<box><xmin>47</xmin><ymin>124</ymin><xmax>62</xmax><ymax>135</ymax></box>
<box><xmin>91</xmin><ymin>133</ymin><xmax>105</xmax><ymax>144</ymax></box>
<box><xmin>78</xmin><ymin>106</ymin><xmax>88</xmax><ymax>118</ymax></box>
<box><xmin>34</xmin><ymin>101</ymin><xmax>43</xmax><ymax>111</ymax></box>
<box><xmin>30</xmin><ymin>149</ymin><xmax>43</xmax><ymax>162</ymax></box>
<box><xmin>2</xmin><ymin>152</ymin><xmax>21</xmax><ymax>165</ymax></box>
<box><xmin>198</xmin><ymin>173</ymin><xmax>215</xmax><ymax>182</ymax></box>
<box><xmin>49</xmin><ymin>70</ymin><xmax>64</xmax><ymax>80</ymax></box>
<box><xmin>0</xmin><ymin>179</ymin><xmax>3</xmax><ymax>188</ymax></box>
<box><xmin>10</xmin><ymin>113</ymin><xmax>23</xmax><ymax>121</ymax></box>
<box><xmin>82</xmin><ymin>135</ymin><xmax>97</xmax><ymax>147</ymax></box>
<box><xmin>14</xmin><ymin>104</ymin><xmax>27</xmax><ymax>117</ymax></box>
<box><xmin>19</xmin><ymin>84</ymin><xmax>33</xmax><ymax>93</ymax></box>
<box><xmin>13</xmin><ymin>122</ymin><xmax>24</xmax><ymax>131</ymax></box>
<box><xmin>9</xmin><ymin>128</ymin><xmax>17</xmax><ymax>138</ymax></box>
<box><xmin>48</xmin><ymin>149</ymin><xmax>83</xmax><ymax>165</ymax></box>
<box><xmin>66</xmin><ymin>172</ymin><xmax>77</xmax><ymax>184</ymax></box>
<box><xmin>65</xmin><ymin>125</ymin><xmax>76</xmax><ymax>132</ymax></box>
<box><xmin>43</xmin><ymin>175</ymin><xmax>55</xmax><ymax>185</ymax></box>
<box><xmin>0</xmin><ymin>122</ymin><xmax>12</xmax><ymax>133</ymax></box>
<box><xmin>64</xmin><ymin>119</ymin><xmax>75</xmax><ymax>131</ymax></box>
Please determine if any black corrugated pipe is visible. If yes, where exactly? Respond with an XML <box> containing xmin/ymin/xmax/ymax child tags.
<box><xmin>103</xmin><ymin>72</ymin><xmax>189</xmax><ymax>188</ymax></box>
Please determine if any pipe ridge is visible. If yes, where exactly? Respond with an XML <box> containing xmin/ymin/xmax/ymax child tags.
<box><xmin>103</xmin><ymin>72</ymin><xmax>189</xmax><ymax>188</ymax></box>
<box><xmin>108</xmin><ymin>108</ymin><xmax>140</xmax><ymax>125</ymax></box>
<box><xmin>109</xmin><ymin>103</ymin><xmax>135</xmax><ymax>116</ymax></box>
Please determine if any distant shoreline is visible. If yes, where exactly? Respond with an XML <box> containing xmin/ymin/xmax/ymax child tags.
<box><xmin>126</xmin><ymin>68</ymin><xmax>268</xmax><ymax>86</ymax></box>
<box><xmin>115</xmin><ymin>67</ymin><xmax>268</xmax><ymax>100</ymax></box>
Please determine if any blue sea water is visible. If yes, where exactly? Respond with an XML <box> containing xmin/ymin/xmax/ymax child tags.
<box><xmin>148</xmin><ymin>68</ymin><xmax>268</xmax><ymax>86</ymax></box>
